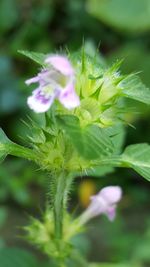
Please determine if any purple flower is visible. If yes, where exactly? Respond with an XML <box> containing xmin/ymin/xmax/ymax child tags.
<box><xmin>25</xmin><ymin>55</ymin><xmax>80</xmax><ymax>113</ymax></box>
<box><xmin>79</xmin><ymin>186</ymin><xmax>122</xmax><ymax>224</ymax></box>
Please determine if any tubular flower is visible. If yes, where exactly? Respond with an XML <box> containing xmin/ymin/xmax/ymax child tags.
<box><xmin>78</xmin><ymin>186</ymin><xmax>122</xmax><ymax>224</ymax></box>
<box><xmin>25</xmin><ymin>55</ymin><xmax>80</xmax><ymax>113</ymax></box>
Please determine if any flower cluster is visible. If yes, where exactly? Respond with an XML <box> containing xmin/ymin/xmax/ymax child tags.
<box><xmin>26</xmin><ymin>55</ymin><xmax>80</xmax><ymax>113</ymax></box>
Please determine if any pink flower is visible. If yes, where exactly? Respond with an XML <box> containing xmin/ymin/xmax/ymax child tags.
<box><xmin>25</xmin><ymin>55</ymin><xmax>80</xmax><ymax>113</ymax></box>
<box><xmin>79</xmin><ymin>186</ymin><xmax>122</xmax><ymax>224</ymax></box>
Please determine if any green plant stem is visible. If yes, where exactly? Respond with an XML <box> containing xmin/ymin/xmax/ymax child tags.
<box><xmin>53</xmin><ymin>171</ymin><xmax>72</xmax><ymax>267</ymax></box>
<box><xmin>52</xmin><ymin>171</ymin><xmax>80</xmax><ymax>266</ymax></box>
<box><xmin>53</xmin><ymin>171</ymin><xmax>67</xmax><ymax>240</ymax></box>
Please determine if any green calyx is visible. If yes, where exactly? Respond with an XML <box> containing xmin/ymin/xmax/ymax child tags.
<box><xmin>71</xmin><ymin>52</ymin><xmax>150</xmax><ymax>128</ymax></box>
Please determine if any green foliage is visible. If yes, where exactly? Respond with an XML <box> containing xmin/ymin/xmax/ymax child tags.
<box><xmin>104</xmin><ymin>124</ymin><xmax>125</xmax><ymax>155</ymax></box>
<box><xmin>25</xmin><ymin>209</ymin><xmax>78</xmax><ymax>260</ymax></box>
<box><xmin>57</xmin><ymin>115</ymin><xmax>114</xmax><ymax>160</ymax></box>
<box><xmin>0</xmin><ymin>129</ymin><xmax>37</xmax><ymax>162</ymax></box>
<box><xmin>18</xmin><ymin>50</ymin><xmax>47</xmax><ymax>67</ymax></box>
<box><xmin>1</xmin><ymin>95</ymin><xmax>150</xmax><ymax>183</ymax></box>
<box><xmin>120</xmin><ymin>75</ymin><xmax>150</xmax><ymax>105</ymax></box>
<box><xmin>25</xmin><ymin>212</ymin><xmax>56</xmax><ymax>257</ymax></box>
<box><xmin>121</xmin><ymin>144</ymin><xmax>150</xmax><ymax>181</ymax></box>
<box><xmin>87</xmin><ymin>0</ymin><xmax>150</xmax><ymax>34</ymax></box>
<box><xmin>86</xmin><ymin>165</ymin><xmax>114</xmax><ymax>177</ymax></box>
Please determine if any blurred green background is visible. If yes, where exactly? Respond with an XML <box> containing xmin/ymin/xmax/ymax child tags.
<box><xmin>0</xmin><ymin>0</ymin><xmax>150</xmax><ymax>266</ymax></box>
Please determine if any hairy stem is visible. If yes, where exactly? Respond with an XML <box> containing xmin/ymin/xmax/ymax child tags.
<box><xmin>53</xmin><ymin>171</ymin><xmax>67</xmax><ymax>240</ymax></box>
<box><xmin>51</xmin><ymin>171</ymin><xmax>77</xmax><ymax>266</ymax></box>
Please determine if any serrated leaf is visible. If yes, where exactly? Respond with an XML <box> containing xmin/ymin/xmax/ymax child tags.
<box><xmin>87</xmin><ymin>0</ymin><xmax>150</xmax><ymax>34</ymax></box>
<box><xmin>121</xmin><ymin>143</ymin><xmax>150</xmax><ymax>181</ymax></box>
<box><xmin>0</xmin><ymin>248</ymin><xmax>38</xmax><ymax>267</ymax></box>
<box><xmin>120</xmin><ymin>75</ymin><xmax>150</xmax><ymax>104</ymax></box>
<box><xmin>57</xmin><ymin>115</ymin><xmax>114</xmax><ymax>160</ymax></box>
<box><xmin>18</xmin><ymin>50</ymin><xmax>47</xmax><ymax>66</ymax></box>
<box><xmin>0</xmin><ymin>128</ymin><xmax>37</xmax><ymax>162</ymax></box>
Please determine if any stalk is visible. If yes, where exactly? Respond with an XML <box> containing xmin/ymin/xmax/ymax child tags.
<box><xmin>53</xmin><ymin>171</ymin><xmax>66</xmax><ymax>239</ymax></box>
<box><xmin>52</xmin><ymin>171</ymin><xmax>73</xmax><ymax>267</ymax></box>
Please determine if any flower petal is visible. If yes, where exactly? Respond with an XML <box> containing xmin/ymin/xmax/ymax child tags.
<box><xmin>88</xmin><ymin>196</ymin><xmax>106</xmax><ymax>217</ymax></box>
<box><xmin>105</xmin><ymin>205</ymin><xmax>116</xmax><ymax>221</ymax></box>
<box><xmin>100</xmin><ymin>186</ymin><xmax>122</xmax><ymax>204</ymax></box>
<box><xmin>27</xmin><ymin>88</ymin><xmax>55</xmax><ymax>113</ymax></box>
<box><xmin>45</xmin><ymin>55</ymin><xmax>74</xmax><ymax>76</ymax></box>
<box><xmin>25</xmin><ymin>76</ymin><xmax>39</xmax><ymax>85</ymax></box>
<box><xmin>58</xmin><ymin>83</ymin><xmax>80</xmax><ymax>109</ymax></box>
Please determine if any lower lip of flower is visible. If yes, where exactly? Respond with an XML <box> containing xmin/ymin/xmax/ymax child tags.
<box><xmin>35</xmin><ymin>90</ymin><xmax>52</xmax><ymax>104</ymax></box>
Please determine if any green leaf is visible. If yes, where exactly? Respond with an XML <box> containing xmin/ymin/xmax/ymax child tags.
<box><xmin>104</xmin><ymin>124</ymin><xmax>125</xmax><ymax>155</ymax></box>
<box><xmin>0</xmin><ymin>128</ymin><xmax>37</xmax><ymax>162</ymax></box>
<box><xmin>86</xmin><ymin>165</ymin><xmax>114</xmax><ymax>177</ymax></box>
<box><xmin>57</xmin><ymin>115</ymin><xmax>114</xmax><ymax>160</ymax></box>
<box><xmin>87</xmin><ymin>0</ymin><xmax>150</xmax><ymax>34</ymax></box>
<box><xmin>0</xmin><ymin>248</ymin><xmax>38</xmax><ymax>267</ymax></box>
<box><xmin>120</xmin><ymin>75</ymin><xmax>150</xmax><ymax>105</ymax></box>
<box><xmin>121</xmin><ymin>143</ymin><xmax>150</xmax><ymax>181</ymax></box>
<box><xmin>18</xmin><ymin>50</ymin><xmax>47</xmax><ymax>66</ymax></box>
